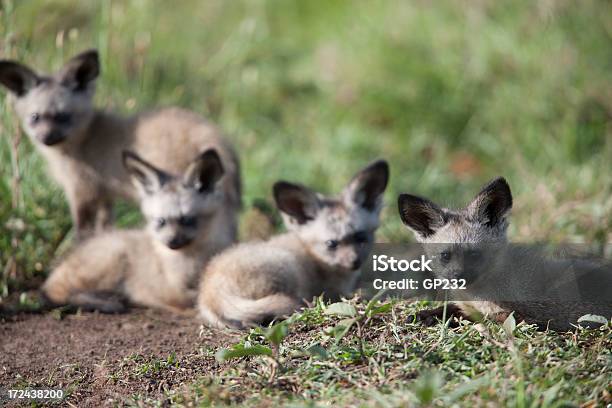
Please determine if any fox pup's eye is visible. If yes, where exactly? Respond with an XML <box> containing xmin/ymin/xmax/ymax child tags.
<box><xmin>30</xmin><ymin>113</ymin><xmax>41</xmax><ymax>124</ymax></box>
<box><xmin>178</xmin><ymin>216</ymin><xmax>197</xmax><ymax>227</ymax></box>
<box><xmin>54</xmin><ymin>112</ymin><xmax>72</xmax><ymax>124</ymax></box>
<box><xmin>325</xmin><ymin>240</ymin><xmax>339</xmax><ymax>250</ymax></box>
<box><xmin>465</xmin><ymin>249</ymin><xmax>481</xmax><ymax>263</ymax></box>
<box><xmin>440</xmin><ymin>250</ymin><xmax>452</xmax><ymax>264</ymax></box>
<box><xmin>156</xmin><ymin>218</ymin><xmax>167</xmax><ymax>228</ymax></box>
<box><xmin>353</xmin><ymin>231</ymin><xmax>369</xmax><ymax>244</ymax></box>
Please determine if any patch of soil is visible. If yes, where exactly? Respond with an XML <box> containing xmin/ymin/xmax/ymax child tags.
<box><xmin>0</xmin><ymin>309</ymin><xmax>241</xmax><ymax>407</ymax></box>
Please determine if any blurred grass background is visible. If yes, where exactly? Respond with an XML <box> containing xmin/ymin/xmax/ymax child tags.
<box><xmin>1</xmin><ymin>0</ymin><xmax>611</xmax><ymax>298</ymax></box>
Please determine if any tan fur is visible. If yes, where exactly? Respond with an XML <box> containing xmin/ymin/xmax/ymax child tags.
<box><xmin>42</xmin><ymin>150</ymin><xmax>232</xmax><ymax>313</ymax></box>
<box><xmin>0</xmin><ymin>51</ymin><xmax>240</xmax><ymax>239</ymax></box>
<box><xmin>32</xmin><ymin>107</ymin><xmax>240</xmax><ymax>239</ymax></box>
<box><xmin>42</xmin><ymin>226</ymin><xmax>226</xmax><ymax>313</ymax></box>
<box><xmin>198</xmin><ymin>160</ymin><xmax>389</xmax><ymax>329</ymax></box>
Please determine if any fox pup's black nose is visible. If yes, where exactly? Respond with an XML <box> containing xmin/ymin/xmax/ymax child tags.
<box><xmin>167</xmin><ymin>236</ymin><xmax>192</xmax><ymax>250</ymax></box>
<box><xmin>40</xmin><ymin>131</ymin><xmax>65</xmax><ymax>146</ymax></box>
<box><xmin>351</xmin><ymin>259</ymin><xmax>363</xmax><ymax>270</ymax></box>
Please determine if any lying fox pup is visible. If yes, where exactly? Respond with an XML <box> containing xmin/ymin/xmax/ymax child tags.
<box><xmin>42</xmin><ymin>148</ymin><xmax>230</xmax><ymax>313</ymax></box>
<box><xmin>0</xmin><ymin>50</ymin><xmax>240</xmax><ymax>239</ymax></box>
<box><xmin>198</xmin><ymin>160</ymin><xmax>390</xmax><ymax>328</ymax></box>
<box><xmin>398</xmin><ymin>177</ymin><xmax>612</xmax><ymax>330</ymax></box>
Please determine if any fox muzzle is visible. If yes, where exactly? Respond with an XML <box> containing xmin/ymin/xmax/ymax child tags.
<box><xmin>39</xmin><ymin>130</ymin><xmax>66</xmax><ymax>146</ymax></box>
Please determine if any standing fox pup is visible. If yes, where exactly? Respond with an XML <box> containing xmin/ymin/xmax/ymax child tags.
<box><xmin>42</xmin><ymin>148</ymin><xmax>230</xmax><ymax>313</ymax></box>
<box><xmin>0</xmin><ymin>50</ymin><xmax>240</xmax><ymax>238</ymax></box>
<box><xmin>198</xmin><ymin>160</ymin><xmax>389</xmax><ymax>329</ymax></box>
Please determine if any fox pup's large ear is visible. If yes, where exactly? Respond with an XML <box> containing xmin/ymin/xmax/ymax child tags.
<box><xmin>183</xmin><ymin>149</ymin><xmax>225</xmax><ymax>193</ymax></box>
<box><xmin>466</xmin><ymin>177</ymin><xmax>512</xmax><ymax>227</ymax></box>
<box><xmin>0</xmin><ymin>61</ymin><xmax>39</xmax><ymax>96</ymax></box>
<box><xmin>344</xmin><ymin>160</ymin><xmax>389</xmax><ymax>211</ymax></box>
<box><xmin>122</xmin><ymin>150</ymin><xmax>166</xmax><ymax>195</ymax></box>
<box><xmin>398</xmin><ymin>194</ymin><xmax>446</xmax><ymax>240</ymax></box>
<box><xmin>273</xmin><ymin>182</ymin><xmax>320</xmax><ymax>226</ymax></box>
<box><xmin>58</xmin><ymin>49</ymin><xmax>100</xmax><ymax>91</ymax></box>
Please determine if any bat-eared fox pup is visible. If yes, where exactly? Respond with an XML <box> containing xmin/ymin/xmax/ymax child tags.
<box><xmin>42</xmin><ymin>148</ymin><xmax>231</xmax><ymax>314</ymax></box>
<box><xmin>398</xmin><ymin>177</ymin><xmax>612</xmax><ymax>331</ymax></box>
<box><xmin>398</xmin><ymin>177</ymin><xmax>513</xmax><ymax>327</ymax></box>
<box><xmin>0</xmin><ymin>50</ymin><xmax>241</xmax><ymax>239</ymax></box>
<box><xmin>198</xmin><ymin>160</ymin><xmax>390</xmax><ymax>329</ymax></box>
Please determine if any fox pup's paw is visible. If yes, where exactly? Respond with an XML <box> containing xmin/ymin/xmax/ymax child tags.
<box><xmin>411</xmin><ymin>304</ymin><xmax>463</xmax><ymax>328</ymax></box>
<box><xmin>491</xmin><ymin>310</ymin><xmax>526</xmax><ymax>327</ymax></box>
<box><xmin>411</xmin><ymin>308</ymin><xmax>446</xmax><ymax>326</ymax></box>
<box><xmin>69</xmin><ymin>291</ymin><xmax>128</xmax><ymax>314</ymax></box>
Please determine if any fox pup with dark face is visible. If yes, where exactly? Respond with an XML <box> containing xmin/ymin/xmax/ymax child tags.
<box><xmin>198</xmin><ymin>160</ymin><xmax>389</xmax><ymax>329</ymax></box>
<box><xmin>42</xmin><ymin>149</ymin><xmax>230</xmax><ymax>313</ymax></box>
<box><xmin>398</xmin><ymin>177</ymin><xmax>612</xmax><ymax>330</ymax></box>
<box><xmin>0</xmin><ymin>50</ymin><xmax>240</xmax><ymax>239</ymax></box>
<box><xmin>398</xmin><ymin>177</ymin><xmax>512</xmax><ymax>325</ymax></box>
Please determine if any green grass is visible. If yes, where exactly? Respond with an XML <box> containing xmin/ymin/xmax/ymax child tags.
<box><xmin>111</xmin><ymin>298</ymin><xmax>611</xmax><ymax>407</ymax></box>
<box><xmin>1</xmin><ymin>0</ymin><xmax>611</xmax><ymax>405</ymax></box>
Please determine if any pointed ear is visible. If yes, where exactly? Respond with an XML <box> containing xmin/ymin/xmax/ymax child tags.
<box><xmin>183</xmin><ymin>149</ymin><xmax>224</xmax><ymax>193</ymax></box>
<box><xmin>0</xmin><ymin>61</ymin><xmax>39</xmax><ymax>96</ymax></box>
<box><xmin>58</xmin><ymin>49</ymin><xmax>99</xmax><ymax>91</ymax></box>
<box><xmin>344</xmin><ymin>160</ymin><xmax>389</xmax><ymax>211</ymax></box>
<box><xmin>122</xmin><ymin>150</ymin><xmax>165</xmax><ymax>195</ymax></box>
<box><xmin>466</xmin><ymin>177</ymin><xmax>513</xmax><ymax>227</ymax></box>
<box><xmin>273</xmin><ymin>181</ymin><xmax>320</xmax><ymax>225</ymax></box>
<box><xmin>398</xmin><ymin>194</ymin><xmax>446</xmax><ymax>239</ymax></box>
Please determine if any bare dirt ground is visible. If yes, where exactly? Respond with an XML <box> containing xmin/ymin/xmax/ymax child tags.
<box><xmin>0</xmin><ymin>308</ymin><xmax>241</xmax><ymax>407</ymax></box>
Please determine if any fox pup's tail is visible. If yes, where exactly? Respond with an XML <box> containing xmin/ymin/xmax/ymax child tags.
<box><xmin>200</xmin><ymin>293</ymin><xmax>299</xmax><ymax>329</ymax></box>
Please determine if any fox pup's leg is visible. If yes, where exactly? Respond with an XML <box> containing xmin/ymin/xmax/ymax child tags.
<box><xmin>67</xmin><ymin>291</ymin><xmax>127</xmax><ymax>314</ymax></box>
<box><xmin>158</xmin><ymin>290</ymin><xmax>197</xmax><ymax>315</ymax></box>
<box><xmin>162</xmin><ymin>305</ymin><xmax>198</xmax><ymax>317</ymax></box>
<box><xmin>67</xmin><ymin>186</ymin><xmax>112</xmax><ymax>240</ymax></box>
<box><xmin>412</xmin><ymin>303</ymin><xmax>466</xmax><ymax>327</ymax></box>
<box><xmin>130</xmin><ymin>287</ymin><xmax>197</xmax><ymax>315</ymax></box>
<box><xmin>95</xmin><ymin>197</ymin><xmax>114</xmax><ymax>232</ymax></box>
